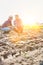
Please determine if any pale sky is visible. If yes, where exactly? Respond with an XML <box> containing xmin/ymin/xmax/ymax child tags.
<box><xmin>0</xmin><ymin>0</ymin><xmax>43</xmax><ymax>25</ymax></box>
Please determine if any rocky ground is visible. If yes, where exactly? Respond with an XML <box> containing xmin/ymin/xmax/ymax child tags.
<box><xmin>0</xmin><ymin>28</ymin><xmax>43</xmax><ymax>65</ymax></box>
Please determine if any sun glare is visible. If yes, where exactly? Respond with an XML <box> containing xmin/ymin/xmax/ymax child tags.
<box><xmin>22</xmin><ymin>15</ymin><xmax>40</xmax><ymax>29</ymax></box>
<box><xmin>23</xmin><ymin>16</ymin><xmax>36</xmax><ymax>26</ymax></box>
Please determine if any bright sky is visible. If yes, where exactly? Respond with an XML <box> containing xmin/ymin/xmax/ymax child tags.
<box><xmin>0</xmin><ymin>0</ymin><xmax>43</xmax><ymax>25</ymax></box>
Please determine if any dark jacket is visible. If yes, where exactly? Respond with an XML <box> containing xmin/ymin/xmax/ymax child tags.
<box><xmin>2</xmin><ymin>20</ymin><xmax>12</xmax><ymax>28</ymax></box>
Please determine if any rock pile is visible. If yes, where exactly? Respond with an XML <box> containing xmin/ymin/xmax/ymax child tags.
<box><xmin>0</xmin><ymin>29</ymin><xmax>43</xmax><ymax>65</ymax></box>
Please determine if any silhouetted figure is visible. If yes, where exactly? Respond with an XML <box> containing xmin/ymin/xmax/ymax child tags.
<box><xmin>2</xmin><ymin>16</ymin><xmax>13</xmax><ymax>28</ymax></box>
<box><xmin>14</xmin><ymin>15</ymin><xmax>23</xmax><ymax>33</ymax></box>
<box><xmin>1</xmin><ymin>16</ymin><xmax>13</xmax><ymax>32</ymax></box>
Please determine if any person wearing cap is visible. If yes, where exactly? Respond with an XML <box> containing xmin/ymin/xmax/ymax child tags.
<box><xmin>1</xmin><ymin>16</ymin><xmax>13</xmax><ymax>32</ymax></box>
<box><xmin>14</xmin><ymin>15</ymin><xmax>23</xmax><ymax>33</ymax></box>
<box><xmin>2</xmin><ymin>16</ymin><xmax>13</xmax><ymax>28</ymax></box>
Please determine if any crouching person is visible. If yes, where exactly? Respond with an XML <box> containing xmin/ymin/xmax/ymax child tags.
<box><xmin>1</xmin><ymin>16</ymin><xmax>13</xmax><ymax>33</ymax></box>
<box><xmin>14</xmin><ymin>15</ymin><xmax>23</xmax><ymax>33</ymax></box>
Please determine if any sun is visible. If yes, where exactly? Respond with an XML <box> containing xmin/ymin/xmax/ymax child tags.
<box><xmin>23</xmin><ymin>16</ymin><xmax>36</xmax><ymax>26</ymax></box>
<box><xmin>22</xmin><ymin>15</ymin><xmax>40</xmax><ymax>29</ymax></box>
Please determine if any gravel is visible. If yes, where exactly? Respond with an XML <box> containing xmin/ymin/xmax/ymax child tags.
<box><xmin>0</xmin><ymin>29</ymin><xmax>43</xmax><ymax>65</ymax></box>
